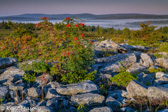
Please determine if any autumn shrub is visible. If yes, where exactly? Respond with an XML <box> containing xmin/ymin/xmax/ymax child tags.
<box><xmin>0</xmin><ymin>17</ymin><xmax>95</xmax><ymax>83</ymax></box>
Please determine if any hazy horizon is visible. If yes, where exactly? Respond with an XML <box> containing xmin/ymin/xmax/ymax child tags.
<box><xmin>0</xmin><ymin>0</ymin><xmax>168</xmax><ymax>17</ymax></box>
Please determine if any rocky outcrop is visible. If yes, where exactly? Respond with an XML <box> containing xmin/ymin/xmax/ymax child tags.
<box><xmin>155</xmin><ymin>58</ymin><xmax>168</xmax><ymax>69</ymax></box>
<box><xmin>98</xmin><ymin>53</ymin><xmax>137</xmax><ymax>73</ymax></box>
<box><xmin>56</xmin><ymin>80</ymin><xmax>99</xmax><ymax>95</ymax></box>
<box><xmin>71</xmin><ymin>93</ymin><xmax>105</xmax><ymax>106</ymax></box>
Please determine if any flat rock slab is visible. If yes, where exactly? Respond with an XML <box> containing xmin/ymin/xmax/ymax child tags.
<box><xmin>0</xmin><ymin>57</ymin><xmax>17</xmax><ymax>69</ymax></box>
<box><xmin>89</xmin><ymin>106</ymin><xmax>113</xmax><ymax>112</ymax></box>
<box><xmin>147</xmin><ymin>87</ymin><xmax>168</xmax><ymax>99</ymax></box>
<box><xmin>0</xmin><ymin>66</ymin><xmax>25</xmax><ymax>83</ymax></box>
<box><xmin>99</xmin><ymin>53</ymin><xmax>137</xmax><ymax>73</ymax></box>
<box><xmin>56</xmin><ymin>80</ymin><xmax>99</xmax><ymax>95</ymax></box>
<box><xmin>71</xmin><ymin>93</ymin><xmax>105</xmax><ymax>106</ymax></box>
<box><xmin>127</xmin><ymin>63</ymin><xmax>147</xmax><ymax>74</ymax></box>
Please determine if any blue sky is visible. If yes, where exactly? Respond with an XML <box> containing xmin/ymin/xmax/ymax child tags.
<box><xmin>0</xmin><ymin>0</ymin><xmax>168</xmax><ymax>16</ymax></box>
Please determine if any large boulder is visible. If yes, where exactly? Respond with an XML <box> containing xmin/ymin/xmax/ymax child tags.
<box><xmin>45</xmin><ymin>88</ymin><xmax>61</xmax><ymax>99</ymax></box>
<box><xmin>147</xmin><ymin>87</ymin><xmax>168</xmax><ymax>99</ymax></box>
<box><xmin>71</xmin><ymin>93</ymin><xmax>105</xmax><ymax>106</ymax></box>
<box><xmin>0</xmin><ymin>57</ymin><xmax>17</xmax><ymax>68</ymax></box>
<box><xmin>56</xmin><ymin>80</ymin><xmax>99</xmax><ymax>95</ymax></box>
<box><xmin>126</xmin><ymin>80</ymin><xmax>148</xmax><ymax>98</ymax></box>
<box><xmin>89</xmin><ymin>106</ymin><xmax>113</xmax><ymax>112</ymax></box>
<box><xmin>137</xmin><ymin>72</ymin><xmax>154</xmax><ymax>86</ymax></box>
<box><xmin>98</xmin><ymin>53</ymin><xmax>137</xmax><ymax>73</ymax></box>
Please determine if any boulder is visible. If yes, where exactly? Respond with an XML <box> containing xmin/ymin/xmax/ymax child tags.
<box><xmin>0</xmin><ymin>66</ymin><xmax>25</xmax><ymax>84</ymax></box>
<box><xmin>45</xmin><ymin>88</ymin><xmax>61</xmax><ymax>99</ymax></box>
<box><xmin>119</xmin><ymin>107</ymin><xmax>135</xmax><ymax>112</ymax></box>
<box><xmin>71</xmin><ymin>93</ymin><xmax>105</xmax><ymax>106</ymax></box>
<box><xmin>155</xmin><ymin>58</ymin><xmax>168</xmax><ymax>69</ymax></box>
<box><xmin>147</xmin><ymin>87</ymin><xmax>168</xmax><ymax>99</ymax></box>
<box><xmin>27</xmin><ymin>87</ymin><xmax>41</xmax><ymax>98</ymax></box>
<box><xmin>56</xmin><ymin>80</ymin><xmax>99</xmax><ymax>95</ymax></box>
<box><xmin>140</xmin><ymin>53</ymin><xmax>154</xmax><ymax>67</ymax></box>
<box><xmin>89</xmin><ymin>106</ymin><xmax>113</xmax><ymax>112</ymax></box>
<box><xmin>99</xmin><ymin>53</ymin><xmax>137</xmax><ymax>73</ymax></box>
<box><xmin>105</xmin><ymin>95</ymin><xmax>121</xmax><ymax>111</ymax></box>
<box><xmin>31</xmin><ymin>106</ymin><xmax>54</xmax><ymax>112</ymax></box>
<box><xmin>126</xmin><ymin>80</ymin><xmax>148</xmax><ymax>98</ymax></box>
<box><xmin>9</xmin><ymin>105</ymin><xmax>29</xmax><ymax>112</ymax></box>
<box><xmin>127</xmin><ymin>63</ymin><xmax>147</xmax><ymax>74</ymax></box>
<box><xmin>155</xmin><ymin>72</ymin><xmax>168</xmax><ymax>79</ymax></box>
<box><xmin>0</xmin><ymin>57</ymin><xmax>17</xmax><ymax>68</ymax></box>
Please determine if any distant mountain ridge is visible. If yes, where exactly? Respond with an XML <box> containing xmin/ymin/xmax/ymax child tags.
<box><xmin>1</xmin><ymin>13</ymin><xmax>168</xmax><ymax>20</ymax></box>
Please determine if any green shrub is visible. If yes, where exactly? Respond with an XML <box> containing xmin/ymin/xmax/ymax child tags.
<box><xmin>147</xmin><ymin>67</ymin><xmax>167</xmax><ymax>74</ymax></box>
<box><xmin>20</xmin><ymin>61</ymin><xmax>51</xmax><ymax>73</ymax></box>
<box><xmin>110</xmin><ymin>70</ymin><xmax>137</xmax><ymax>87</ymax></box>
<box><xmin>22</xmin><ymin>73</ymin><xmax>36</xmax><ymax>83</ymax></box>
<box><xmin>61</xmin><ymin>70</ymin><xmax>96</xmax><ymax>83</ymax></box>
<box><xmin>159</xmin><ymin>42</ymin><xmax>168</xmax><ymax>53</ymax></box>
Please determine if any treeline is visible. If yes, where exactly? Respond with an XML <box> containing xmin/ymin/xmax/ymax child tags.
<box><xmin>0</xmin><ymin>20</ymin><xmax>168</xmax><ymax>45</ymax></box>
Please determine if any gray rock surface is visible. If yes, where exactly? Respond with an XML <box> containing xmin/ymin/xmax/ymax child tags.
<box><xmin>127</xmin><ymin>63</ymin><xmax>147</xmax><ymax>74</ymax></box>
<box><xmin>56</xmin><ymin>80</ymin><xmax>99</xmax><ymax>95</ymax></box>
<box><xmin>0</xmin><ymin>66</ymin><xmax>25</xmax><ymax>84</ymax></box>
<box><xmin>105</xmin><ymin>95</ymin><xmax>121</xmax><ymax>111</ymax></box>
<box><xmin>147</xmin><ymin>87</ymin><xmax>168</xmax><ymax>99</ymax></box>
<box><xmin>45</xmin><ymin>88</ymin><xmax>61</xmax><ymax>99</ymax></box>
<box><xmin>71</xmin><ymin>93</ymin><xmax>105</xmax><ymax>106</ymax></box>
<box><xmin>155</xmin><ymin>58</ymin><xmax>168</xmax><ymax>69</ymax></box>
<box><xmin>137</xmin><ymin>72</ymin><xmax>154</xmax><ymax>86</ymax></box>
<box><xmin>27</xmin><ymin>87</ymin><xmax>41</xmax><ymax>98</ymax></box>
<box><xmin>99</xmin><ymin>53</ymin><xmax>137</xmax><ymax>73</ymax></box>
<box><xmin>0</xmin><ymin>86</ymin><xmax>9</xmax><ymax>99</ymax></box>
<box><xmin>89</xmin><ymin>106</ymin><xmax>113</xmax><ymax>112</ymax></box>
<box><xmin>0</xmin><ymin>57</ymin><xmax>17</xmax><ymax>68</ymax></box>
<box><xmin>126</xmin><ymin>80</ymin><xmax>148</xmax><ymax>98</ymax></box>
<box><xmin>140</xmin><ymin>53</ymin><xmax>154</xmax><ymax>67</ymax></box>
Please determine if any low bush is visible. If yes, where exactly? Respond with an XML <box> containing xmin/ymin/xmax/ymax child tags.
<box><xmin>110</xmin><ymin>70</ymin><xmax>137</xmax><ymax>87</ymax></box>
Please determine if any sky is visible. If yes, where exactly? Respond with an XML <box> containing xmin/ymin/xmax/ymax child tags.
<box><xmin>0</xmin><ymin>0</ymin><xmax>168</xmax><ymax>16</ymax></box>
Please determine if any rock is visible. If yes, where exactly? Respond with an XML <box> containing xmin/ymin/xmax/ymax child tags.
<box><xmin>156</xmin><ymin>72</ymin><xmax>168</xmax><ymax>79</ymax></box>
<box><xmin>147</xmin><ymin>87</ymin><xmax>168</xmax><ymax>99</ymax></box>
<box><xmin>137</xmin><ymin>72</ymin><xmax>154</xmax><ymax>86</ymax></box>
<box><xmin>126</xmin><ymin>63</ymin><xmax>147</xmax><ymax>74</ymax></box>
<box><xmin>34</xmin><ymin>73</ymin><xmax>52</xmax><ymax>87</ymax></box>
<box><xmin>45</xmin><ymin>88</ymin><xmax>61</xmax><ymax>99</ymax></box>
<box><xmin>161</xmin><ymin>84</ymin><xmax>168</xmax><ymax>88</ymax></box>
<box><xmin>46</xmin><ymin>99</ymin><xmax>59</xmax><ymax>111</ymax></box>
<box><xmin>9</xmin><ymin>105</ymin><xmax>29</xmax><ymax>112</ymax></box>
<box><xmin>126</xmin><ymin>80</ymin><xmax>148</xmax><ymax>98</ymax></box>
<box><xmin>155</xmin><ymin>58</ymin><xmax>168</xmax><ymax>69</ymax></box>
<box><xmin>9</xmin><ymin>91</ymin><xmax>20</xmax><ymax>104</ymax></box>
<box><xmin>2</xmin><ymin>102</ymin><xmax>15</xmax><ymax>112</ymax></box>
<box><xmin>9</xmin><ymin>84</ymin><xmax>24</xmax><ymax>91</ymax></box>
<box><xmin>132</xmin><ymin>45</ymin><xmax>148</xmax><ymax>51</ymax></box>
<box><xmin>0</xmin><ymin>66</ymin><xmax>25</xmax><ymax>84</ymax></box>
<box><xmin>27</xmin><ymin>87</ymin><xmax>41</xmax><ymax>98</ymax></box>
<box><xmin>31</xmin><ymin>106</ymin><xmax>54</xmax><ymax>112</ymax></box>
<box><xmin>89</xmin><ymin>106</ymin><xmax>113</xmax><ymax>112</ymax></box>
<box><xmin>0</xmin><ymin>104</ymin><xmax>5</xmax><ymax>112</ymax></box>
<box><xmin>0</xmin><ymin>57</ymin><xmax>17</xmax><ymax>68</ymax></box>
<box><xmin>105</xmin><ymin>95</ymin><xmax>121</xmax><ymax>111</ymax></box>
<box><xmin>56</xmin><ymin>80</ymin><xmax>99</xmax><ymax>95</ymax></box>
<box><xmin>119</xmin><ymin>107</ymin><xmax>135</xmax><ymax>112</ymax></box>
<box><xmin>18</xmin><ymin>59</ymin><xmax>39</xmax><ymax>68</ymax></box>
<box><xmin>0</xmin><ymin>86</ymin><xmax>9</xmax><ymax>99</ymax></box>
<box><xmin>140</xmin><ymin>53</ymin><xmax>154</xmax><ymax>67</ymax></box>
<box><xmin>71</xmin><ymin>93</ymin><xmax>105</xmax><ymax>106</ymax></box>
<box><xmin>99</xmin><ymin>53</ymin><xmax>137</xmax><ymax>73</ymax></box>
